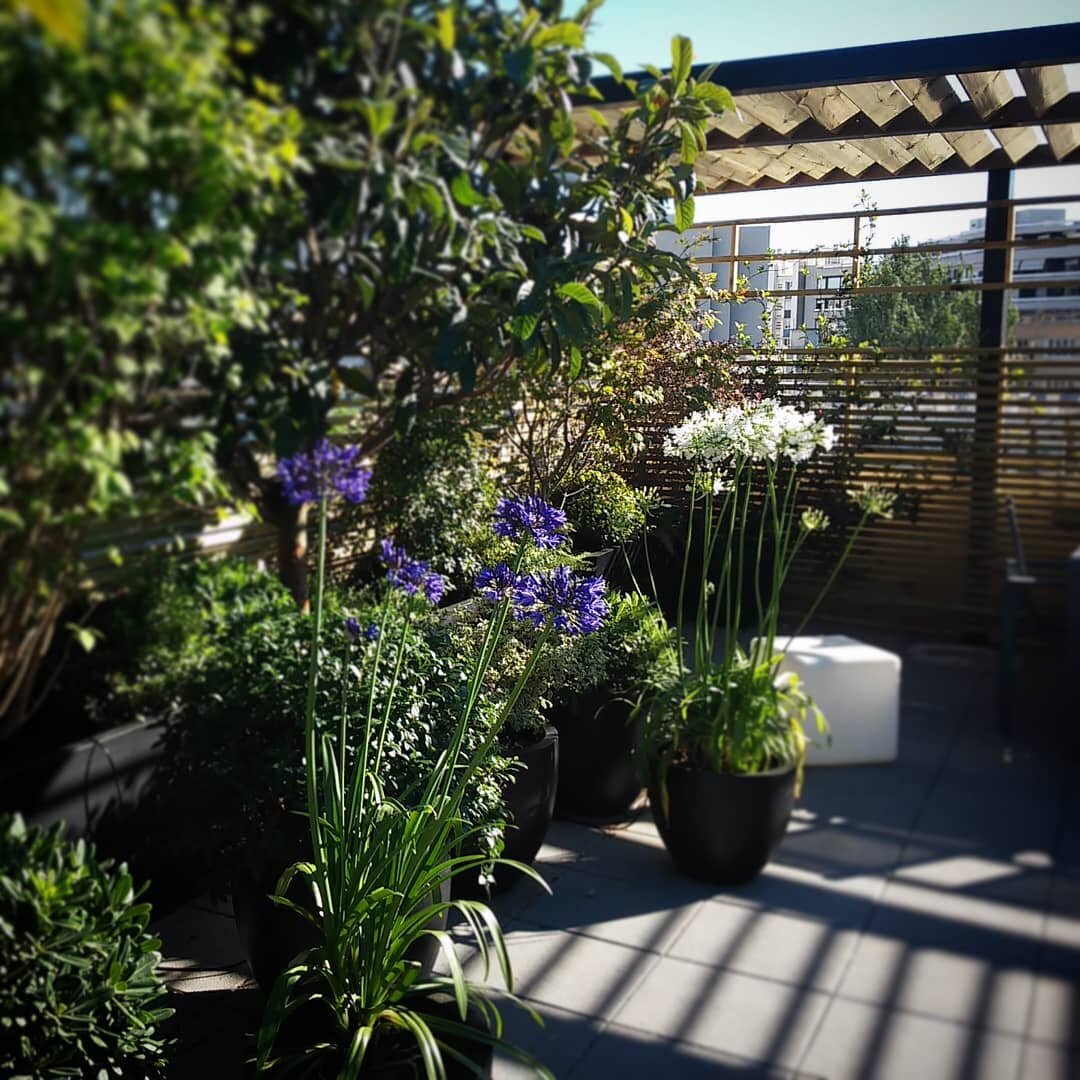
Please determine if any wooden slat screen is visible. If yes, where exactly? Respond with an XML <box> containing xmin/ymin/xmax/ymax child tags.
<box><xmin>628</xmin><ymin>349</ymin><xmax>1080</xmax><ymax>637</ymax></box>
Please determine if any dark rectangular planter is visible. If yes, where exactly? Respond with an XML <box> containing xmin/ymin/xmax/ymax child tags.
<box><xmin>0</xmin><ymin>719</ymin><xmax>166</xmax><ymax>838</ymax></box>
<box><xmin>0</xmin><ymin>719</ymin><xmax>195</xmax><ymax>911</ymax></box>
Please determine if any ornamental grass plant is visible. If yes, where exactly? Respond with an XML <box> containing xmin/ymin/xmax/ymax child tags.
<box><xmin>257</xmin><ymin>442</ymin><xmax>606</xmax><ymax>1078</ymax></box>
<box><xmin>642</xmin><ymin>398</ymin><xmax>896</xmax><ymax>798</ymax></box>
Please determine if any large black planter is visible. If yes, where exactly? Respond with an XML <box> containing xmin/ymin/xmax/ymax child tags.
<box><xmin>272</xmin><ymin>989</ymin><xmax>494</xmax><ymax>1078</ymax></box>
<box><xmin>647</xmin><ymin>759</ymin><xmax>797</xmax><ymax>884</ymax></box>
<box><xmin>0</xmin><ymin>718</ymin><xmax>196</xmax><ymax>911</ymax></box>
<box><xmin>553</xmin><ymin>692</ymin><xmax>641</xmax><ymax>819</ymax></box>
<box><xmin>232</xmin><ymin>818</ymin><xmax>449</xmax><ymax>993</ymax></box>
<box><xmin>488</xmin><ymin>725</ymin><xmax>559</xmax><ymax>893</ymax></box>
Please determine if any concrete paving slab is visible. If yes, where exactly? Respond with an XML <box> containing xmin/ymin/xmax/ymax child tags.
<box><xmin>611</xmin><ymin>955</ymin><xmax>831</xmax><ymax>1069</ymax></box>
<box><xmin>800</xmin><ymin>997</ymin><xmax>1024</xmax><ymax>1080</ymax></box>
<box><xmin>668</xmin><ymin>888</ymin><xmax>872</xmax><ymax>992</ymax></box>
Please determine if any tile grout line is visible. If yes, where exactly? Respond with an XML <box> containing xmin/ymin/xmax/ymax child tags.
<box><xmin>791</xmin><ymin>681</ymin><xmax>965</xmax><ymax>1075</ymax></box>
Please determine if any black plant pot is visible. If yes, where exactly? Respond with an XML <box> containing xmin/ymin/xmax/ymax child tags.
<box><xmin>487</xmin><ymin>725</ymin><xmax>559</xmax><ymax>894</ymax></box>
<box><xmin>232</xmin><ymin>815</ymin><xmax>449</xmax><ymax>993</ymax></box>
<box><xmin>553</xmin><ymin>691</ymin><xmax>642</xmax><ymax>819</ymax></box>
<box><xmin>273</xmin><ymin>989</ymin><xmax>494</xmax><ymax>1078</ymax></box>
<box><xmin>647</xmin><ymin>759</ymin><xmax>797</xmax><ymax>885</ymax></box>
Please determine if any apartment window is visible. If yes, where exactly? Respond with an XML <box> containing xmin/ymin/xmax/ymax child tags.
<box><xmin>822</xmin><ymin>275</ymin><xmax>844</xmax><ymax>291</ymax></box>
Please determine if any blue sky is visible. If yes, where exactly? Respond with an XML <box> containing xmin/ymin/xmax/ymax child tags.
<box><xmin>582</xmin><ymin>0</ymin><xmax>1080</xmax><ymax>244</ymax></box>
<box><xmin>585</xmin><ymin>0</ymin><xmax>1079</xmax><ymax>71</ymax></box>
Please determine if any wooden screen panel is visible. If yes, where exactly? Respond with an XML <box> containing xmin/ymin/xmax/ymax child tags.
<box><xmin>633</xmin><ymin>351</ymin><xmax>1080</xmax><ymax>637</ymax></box>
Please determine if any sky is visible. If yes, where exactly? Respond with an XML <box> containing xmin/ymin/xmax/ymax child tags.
<box><xmin>584</xmin><ymin>0</ymin><xmax>1080</xmax><ymax>249</ymax></box>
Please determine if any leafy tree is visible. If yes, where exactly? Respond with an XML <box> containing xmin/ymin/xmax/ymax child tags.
<box><xmin>216</xmin><ymin>1</ymin><xmax>732</xmax><ymax>598</ymax></box>
<box><xmin>840</xmin><ymin>241</ymin><xmax>981</xmax><ymax>352</ymax></box>
<box><xmin>487</xmin><ymin>277</ymin><xmax>741</xmax><ymax>499</ymax></box>
<box><xmin>0</xmin><ymin>1</ymin><xmax>301</xmax><ymax>734</ymax></box>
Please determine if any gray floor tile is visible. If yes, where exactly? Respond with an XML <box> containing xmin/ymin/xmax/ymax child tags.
<box><xmin>668</xmin><ymin>888</ymin><xmax>871</xmax><ymax>991</ymax></box>
<box><xmin>544</xmin><ymin>819</ymin><xmax>684</xmax><ymax>885</ymax></box>
<box><xmin>611</xmin><ymin>955</ymin><xmax>830</xmax><ymax>1069</ymax></box>
<box><xmin>463</xmin><ymin>924</ymin><xmax>659</xmax><ymax>1020</ymax></box>
<box><xmin>800</xmin><ymin>997</ymin><xmax>1024</xmax><ymax>1080</ymax></box>
<box><xmin>837</xmin><ymin>880</ymin><xmax>1041</xmax><ymax>1034</ymax></box>
<box><xmin>569</xmin><ymin>1023</ymin><xmax>796</xmax><ymax>1078</ymax></box>
<box><xmin>515</xmin><ymin>865</ymin><xmax>704</xmax><ymax>953</ymax></box>
<box><xmin>491</xmin><ymin>1001</ymin><xmax>601</xmax><ymax>1080</ymax></box>
<box><xmin>1017</xmin><ymin>1039</ymin><xmax>1080</xmax><ymax>1080</ymax></box>
<box><xmin>773</xmin><ymin>816</ymin><xmax>908</xmax><ymax>884</ymax></box>
<box><xmin>1026</xmin><ymin>973</ymin><xmax>1080</xmax><ymax>1049</ymax></box>
<box><xmin>153</xmin><ymin>904</ymin><xmax>248</xmax><ymax>974</ymax></box>
<box><xmin>487</xmin><ymin>856</ymin><xmax>572</xmax><ymax>921</ymax></box>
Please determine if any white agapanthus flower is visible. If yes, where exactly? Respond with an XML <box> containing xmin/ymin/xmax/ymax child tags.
<box><xmin>663</xmin><ymin>398</ymin><xmax>835</xmax><ymax>466</ymax></box>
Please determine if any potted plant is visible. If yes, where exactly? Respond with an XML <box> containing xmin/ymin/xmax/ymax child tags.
<box><xmin>641</xmin><ymin>398</ymin><xmax>895</xmax><ymax>884</ymax></box>
<box><xmin>254</xmin><ymin>445</ymin><xmax>606</xmax><ymax>1076</ymax></box>
<box><xmin>553</xmin><ymin>591</ymin><xmax>679</xmax><ymax>819</ymax></box>
<box><xmin>0</xmin><ymin>813</ymin><xmax>173</xmax><ymax>1078</ymax></box>
<box><xmin>452</xmin><ymin>508</ymin><xmax>612</xmax><ymax>892</ymax></box>
<box><xmin>562</xmin><ymin>468</ymin><xmax>655</xmax><ymax>580</ymax></box>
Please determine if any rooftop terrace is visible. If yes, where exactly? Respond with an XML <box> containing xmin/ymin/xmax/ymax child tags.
<box><xmin>157</xmin><ymin>635</ymin><xmax>1079</xmax><ymax>1078</ymax></box>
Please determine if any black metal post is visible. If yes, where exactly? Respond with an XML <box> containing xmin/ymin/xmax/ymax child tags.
<box><xmin>965</xmin><ymin>168</ymin><xmax>1014</xmax><ymax>635</ymax></box>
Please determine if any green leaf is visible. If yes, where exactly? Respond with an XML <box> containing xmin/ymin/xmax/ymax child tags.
<box><xmin>592</xmin><ymin>51</ymin><xmax>623</xmax><ymax>81</ymax></box>
<box><xmin>434</xmin><ymin>7</ymin><xmax>455</xmax><ymax>51</ymax></box>
<box><xmin>679</xmin><ymin>122</ymin><xmax>699</xmax><ymax>165</ymax></box>
<box><xmin>533</xmin><ymin>22</ymin><xmax>585</xmax><ymax>49</ymax></box>
<box><xmin>693</xmin><ymin>81</ymin><xmax>735</xmax><ymax>113</ymax></box>
<box><xmin>67</xmin><ymin>624</ymin><xmax>101</xmax><ymax>654</ymax></box>
<box><xmin>519</xmin><ymin>224</ymin><xmax>546</xmax><ymax>243</ymax></box>
<box><xmin>674</xmin><ymin>195</ymin><xmax>695</xmax><ymax>232</ymax></box>
<box><xmin>450</xmin><ymin>172</ymin><xmax>483</xmax><ymax>208</ymax></box>
<box><xmin>670</xmin><ymin>35</ymin><xmax>693</xmax><ymax>89</ymax></box>
<box><xmin>0</xmin><ymin>507</ymin><xmax>24</xmax><ymax>530</ymax></box>
<box><xmin>336</xmin><ymin>366</ymin><xmax>378</xmax><ymax>397</ymax></box>
<box><xmin>509</xmin><ymin>312</ymin><xmax>540</xmax><ymax>341</ymax></box>
<box><xmin>556</xmin><ymin>281</ymin><xmax>602</xmax><ymax>309</ymax></box>
<box><xmin>505</xmin><ymin>45</ymin><xmax>536</xmax><ymax>88</ymax></box>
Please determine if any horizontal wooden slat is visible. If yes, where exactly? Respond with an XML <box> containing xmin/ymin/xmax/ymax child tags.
<box><xmin>633</xmin><ymin>345</ymin><xmax>1080</xmax><ymax>637</ymax></box>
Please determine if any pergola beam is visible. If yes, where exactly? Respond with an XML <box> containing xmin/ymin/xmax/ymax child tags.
<box><xmin>591</xmin><ymin>22</ymin><xmax>1080</xmax><ymax>101</ymax></box>
<box><xmin>701</xmin><ymin>144</ymin><xmax>1080</xmax><ymax>194</ymax></box>
<box><xmin>704</xmin><ymin>94</ymin><xmax>1080</xmax><ymax>151</ymax></box>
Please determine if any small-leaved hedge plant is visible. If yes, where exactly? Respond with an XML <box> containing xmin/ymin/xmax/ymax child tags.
<box><xmin>104</xmin><ymin>559</ymin><xmax>513</xmax><ymax>897</ymax></box>
<box><xmin>0</xmin><ymin>814</ymin><xmax>172</xmax><ymax>1078</ymax></box>
<box><xmin>364</xmin><ymin>408</ymin><xmax>500</xmax><ymax>587</ymax></box>
<box><xmin>563</xmin><ymin>469</ymin><xmax>653</xmax><ymax>550</ymax></box>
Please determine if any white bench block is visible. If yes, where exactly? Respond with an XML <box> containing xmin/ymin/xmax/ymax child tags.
<box><xmin>773</xmin><ymin>635</ymin><xmax>901</xmax><ymax>766</ymax></box>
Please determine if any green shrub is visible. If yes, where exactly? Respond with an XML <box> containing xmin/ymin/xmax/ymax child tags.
<box><xmin>0</xmin><ymin>814</ymin><xmax>171</xmax><ymax>1078</ymax></box>
<box><xmin>366</xmin><ymin>409</ymin><xmax>499</xmax><ymax>585</ymax></box>
<box><xmin>551</xmin><ymin>590</ymin><xmax>680</xmax><ymax>709</ymax></box>
<box><xmin>105</xmin><ymin>559</ymin><xmax>512</xmax><ymax>894</ymax></box>
<box><xmin>92</xmin><ymin>556</ymin><xmax>287</xmax><ymax>726</ymax></box>
<box><xmin>564</xmin><ymin>469</ymin><xmax>652</xmax><ymax>549</ymax></box>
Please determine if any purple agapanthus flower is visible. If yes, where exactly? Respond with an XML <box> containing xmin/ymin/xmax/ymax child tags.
<box><xmin>277</xmin><ymin>439</ymin><xmax>372</xmax><ymax>506</ymax></box>
<box><xmin>378</xmin><ymin>538</ymin><xmax>447</xmax><ymax>606</ymax></box>
<box><xmin>475</xmin><ymin>562</ymin><xmax>518</xmax><ymax>602</ymax></box>
<box><xmin>493</xmin><ymin>496</ymin><xmax>567</xmax><ymax>549</ymax></box>
<box><xmin>512</xmin><ymin>565</ymin><xmax>607</xmax><ymax>636</ymax></box>
<box><xmin>344</xmin><ymin>618</ymin><xmax>379</xmax><ymax>643</ymax></box>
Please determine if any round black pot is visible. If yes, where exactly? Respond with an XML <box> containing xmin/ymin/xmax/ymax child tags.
<box><xmin>647</xmin><ymin>759</ymin><xmax>797</xmax><ymax>885</ymax></box>
<box><xmin>273</xmin><ymin>989</ymin><xmax>494</xmax><ymax>1078</ymax></box>
<box><xmin>233</xmin><ymin>844</ymin><xmax>449</xmax><ymax>994</ymax></box>
<box><xmin>482</xmin><ymin>725</ymin><xmax>558</xmax><ymax>895</ymax></box>
<box><xmin>553</xmin><ymin>691</ymin><xmax>642</xmax><ymax>819</ymax></box>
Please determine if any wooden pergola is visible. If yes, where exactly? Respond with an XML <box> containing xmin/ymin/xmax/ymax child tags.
<box><xmin>582</xmin><ymin>23</ymin><xmax>1080</xmax><ymax>637</ymax></box>
<box><xmin>586</xmin><ymin>22</ymin><xmax>1080</xmax><ymax>192</ymax></box>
